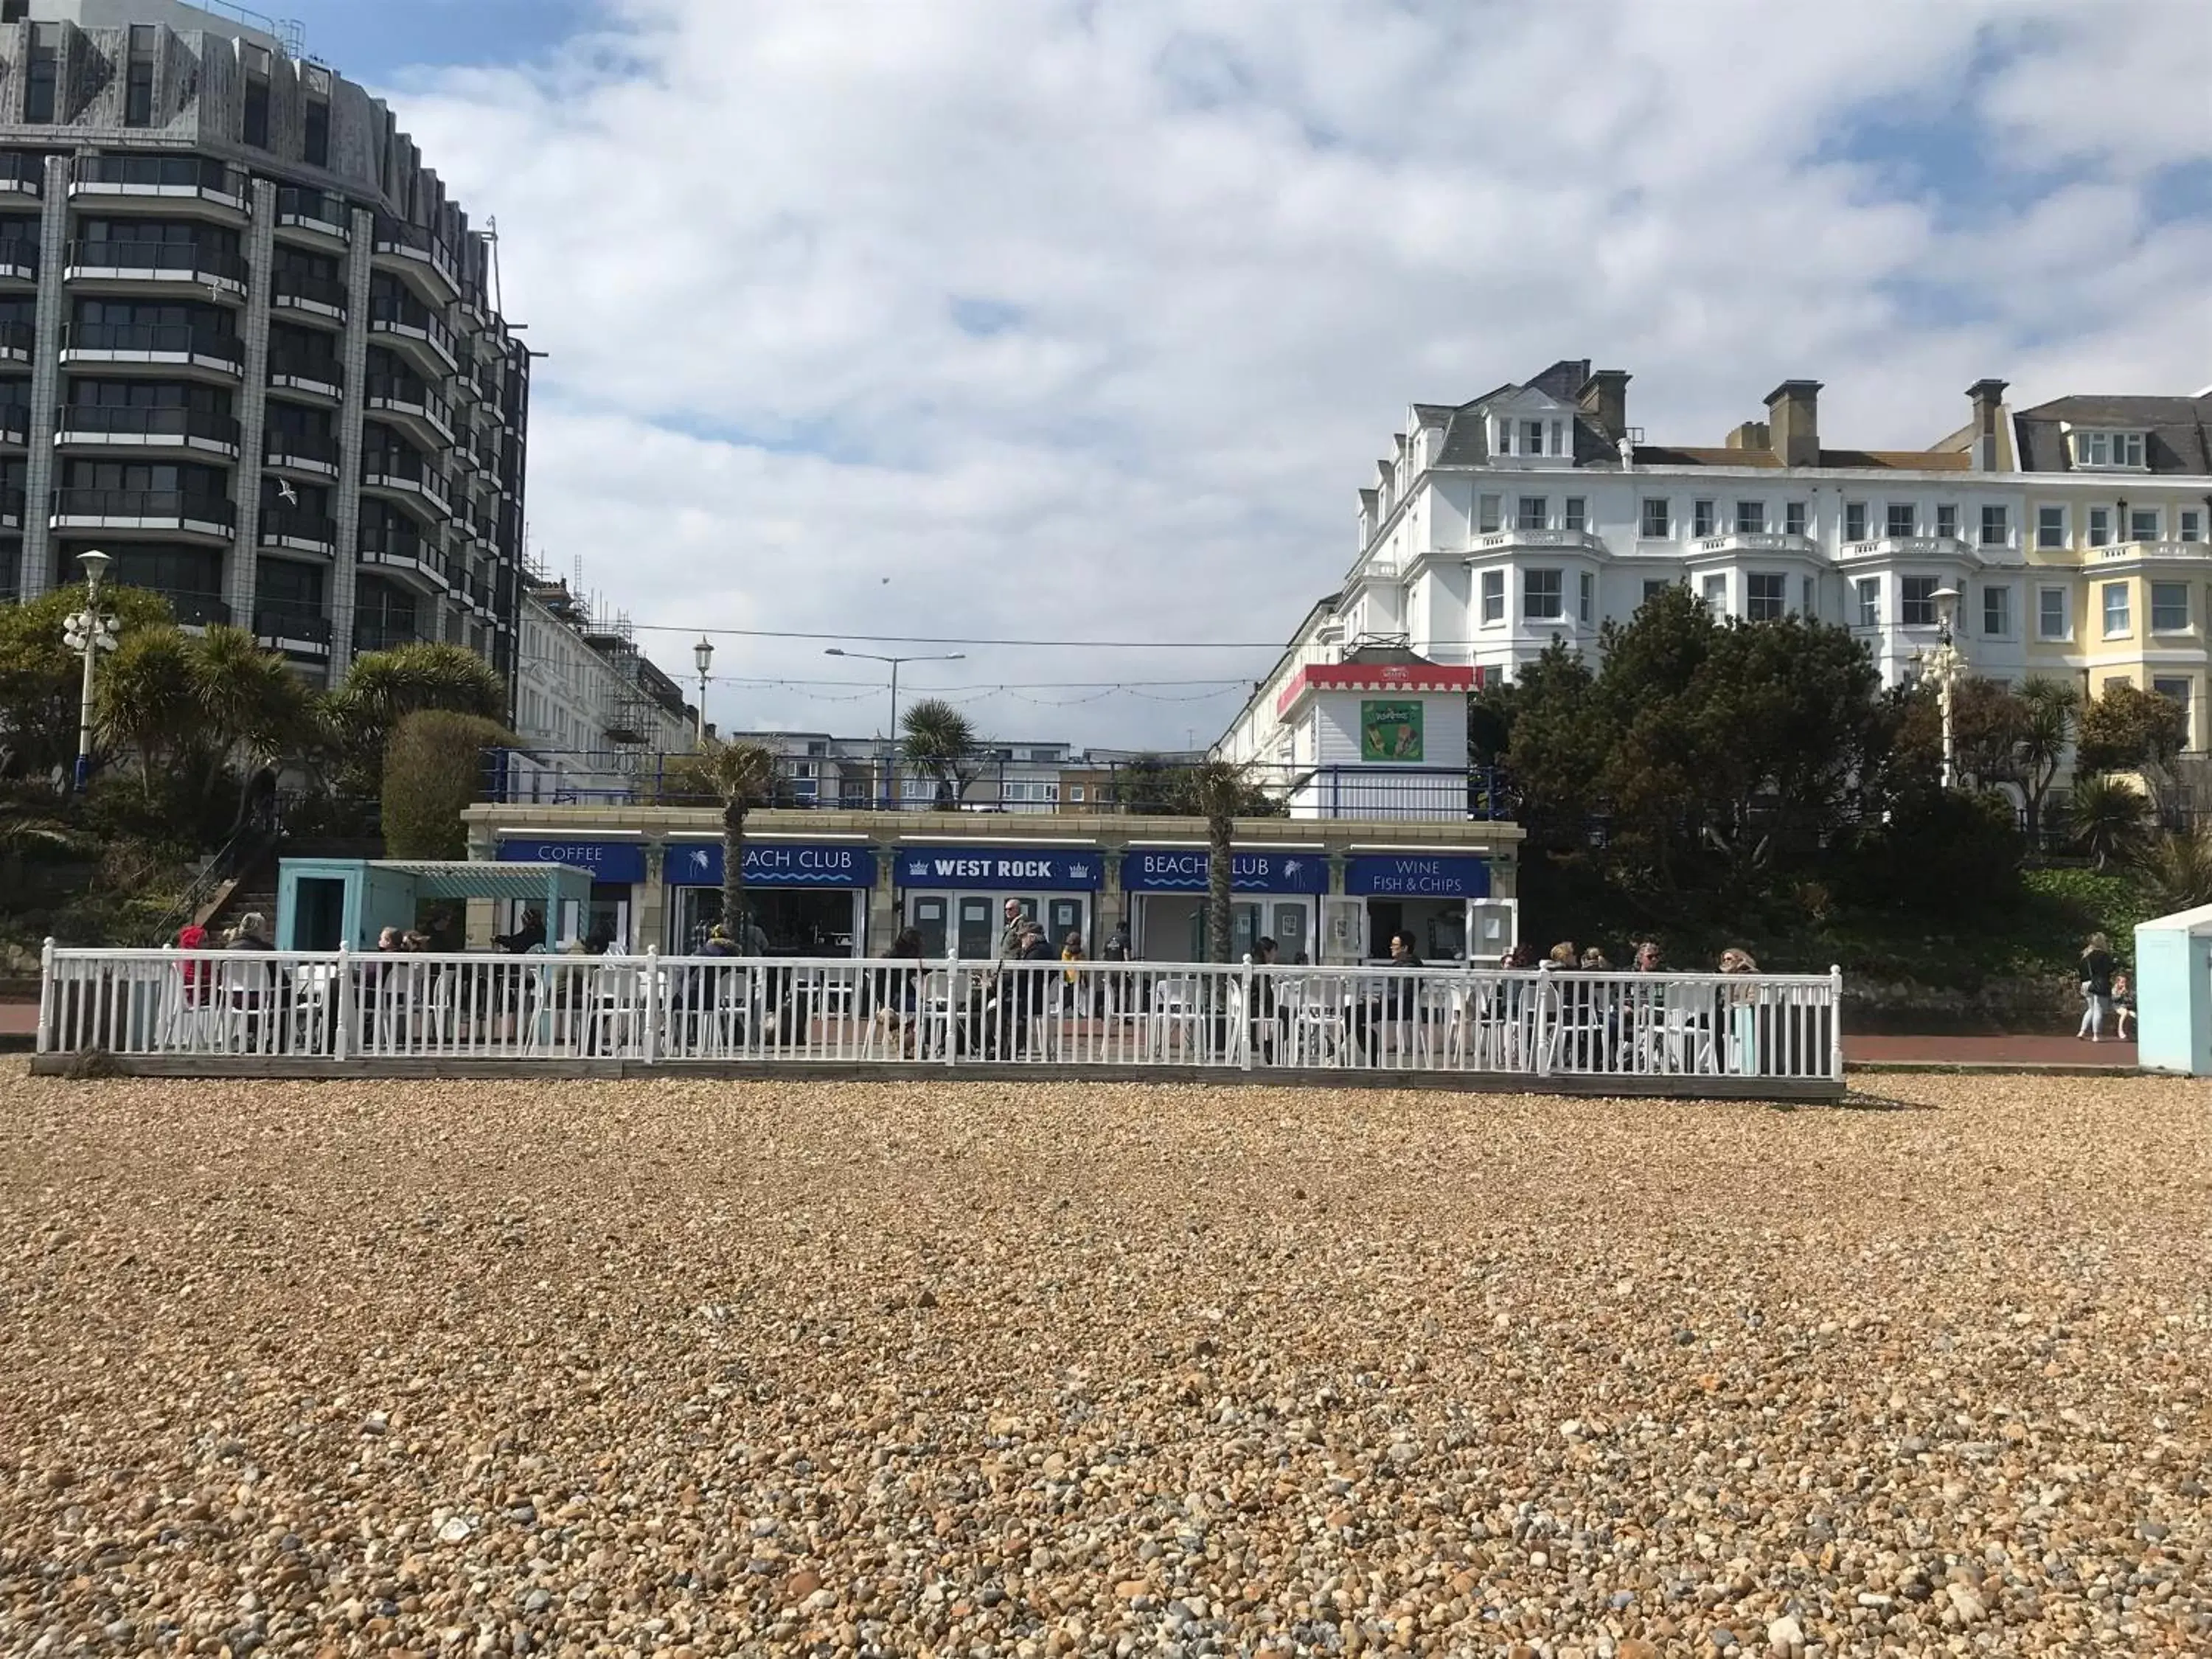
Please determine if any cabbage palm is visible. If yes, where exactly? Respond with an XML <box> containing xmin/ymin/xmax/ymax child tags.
<box><xmin>900</xmin><ymin>698</ymin><xmax>978</xmax><ymax>808</ymax></box>
<box><xmin>1183</xmin><ymin>759</ymin><xmax>1252</xmax><ymax>963</ymax></box>
<box><xmin>2068</xmin><ymin>773</ymin><xmax>2149</xmax><ymax>871</ymax></box>
<box><xmin>2132</xmin><ymin>825</ymin><xmax>2212</xmax><ymax>915</ymax></box>
<box><xmin>699</xmin><ymin>737</ymin><xmax>778</xmax><ymax>941</ymax></box>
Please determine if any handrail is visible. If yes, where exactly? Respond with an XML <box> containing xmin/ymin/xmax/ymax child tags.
<box><xmin>144</xmin><ymin>821</ymin><xmax>271</xmax><ymax>945</ymax></box>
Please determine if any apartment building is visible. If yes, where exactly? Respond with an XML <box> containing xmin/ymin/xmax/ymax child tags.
<box><xmin>0</xmin><ymin>0</ymin><xmax>529</xmax><ymax>692</ymax></box>
<box><xmin>731</xmin><ymin>731</ymin><xmax>1110</xmax><ymax>813</ymax></box>
<box><xmin>1218</xmin><ymin>363</ymin><xmax>2212</xmax><ymax>765</ymax></box>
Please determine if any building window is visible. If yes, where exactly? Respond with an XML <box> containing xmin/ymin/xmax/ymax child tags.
<box><xmin>1070</xmin><ymin>785</ymin><xmax>1085</xmax><ymax>803</ymax></box>
<box><xmin>305</xmin><ymin>99</ymin><xmax>330</xmax><ymax>167</ymax></box>
<box><xmin>2072</xmin><ymin>430</ymin><xmax>2146</xmax><ymax>468</ymax></box>
<box><xmin>1854</xmin><ymin>577</ymin><xmax>1880</xmax><ymax>628</ymax></box>
<box><xmin>2152</xmin><ymin>581</ymin><xmax>2189</xmax><ymax>633</ymax></box>
<box><xmin>2088</xmin><ymin>507</ymin><xmax>2111</xmax><ymax>547</ymax></box>
<box><xmin>1702</xmin><ymin>574</ymin><xmax>1727</xmax><ymax>615</ymax></box>
<box><xmin>1516</xmin><ymin>495</ymin><xmax>1547</xmax><ymax>531</ymax></box>
<box><xmin>1980</xmin><ymin>504</ymin><xmax>2008</xmax><ymax>547</ymax></box>
<box><xmin>1735</xmin><ymin>500</ymin><xmax>1764</xmax><ymax>535</ymax></box>
<box><xmin>2036</xmin><ymin>505</ymin><xmax>2067</xmax><ymax>549</ymax></box>
<box><xmin>1493</xmin><ymin>420</ymin><xmax>1512</xmax><ymax>457</ymax></box>
<box><xmin>24</xmin><ymin>35</ymin><xmax>58</xmax><ymax>124</ymax></box>
<box><xmin>1746</xmin><ymin>572</ymin><xmax>1786</xmax><ymax>622</ymax></box>
<box><xmin>1843</xmin><ymin>501</ymin><xmax>1868</xmax><ymax>542</ymax></box>
<box><xmin>125</xmin><ymin>27</ymin><xmax>156</xmax><ymax>126</ymax></box>
<box><xmin>1479</xmin><ymin>568</ymin><xmax>1504</xmax><ymax>624</ymax></box>
<box><xmin>1692</xmin><ymin>499</ymin><xmax>1715</xmax><ymax>538</ymax></box>
<box><xmin>2103</xmin><ymin>581</ymin><xmax>2131</xmax><ymax>637</ymax></box>
<box><xmin>2181</xmin><ymin>509</ymin><xmax>2205</xmax><ymax>543</ymax></box>
<box><xmin>243</xmin><ymin>77</ymin><xmax>271</xmax><ymax>147</ymax></box>
<box><xmin>1524</xmin><ymin>420</ymin><xmax>1545</xmax><ymax>456</ymax></box>
<box><xmin>1642</xmin><ymin>579</ymin><xmax>1670</xmax><ymax>608</ymax></box>
<box><xmin>1982</xmin><ymin>585</ymin><xmax>2011</xmax><ymax>639</ymax></box>
<box><xmin>2038</xmin><ymin>586</ymin><xmax>2068</xmax><ymax>640</ymax></box>
<box><xmin>1564</xmin><ymin>496</ymin><xmax>1586</xmax><ymax>533</ymax></box>
<box><xmin>1577</xmin><ymin>570</ymin><xmax>1595</xmax><ymax>625</ymax></box>
<box><xmin>2154</xmin><ymin>678</ymin><xmax>2193</xmax><ymax>737</ymax></box>
<box><xmin>1784</xmin><ymin>501</ymin><xmax>1806</xmax><ymax>537</ymax></box>
<box><xmin>1901</xmin><ymin>575</ymin><xmax>1938</xmax><ymax>627</ymax></box>
<box><xmin>1478</xmin><ymin>493</ymin><xmax>1500</xmax><ymax>535</ymax></box>
<box><xmin>1523</xmin><ymin>568</ymin><xmax>1562</xmax><ymax>621</ymax></box>
<box><xmin>1800</xmin><ymin>575</ymin><xmax>1815</xmax><ymax>616</ymax></box>
<box><xmin>1886</xmin><ymin>502</ymin><xmax>1916</xmax><ymax>539</ymax></box>
<box><xmin>2131</xmin><ymin>509</ymin><xmax>2161</xmax><ymax>544</ymax></box>
<box><xmin>1640</xmin><ymin>498</ymin><xmax>1671</xmax><ymax>538</ymax></box>
<box><xmin>1935</xmin><ymin>504</ymin><xmax>1958</xmax><ymax>541</ymax></box>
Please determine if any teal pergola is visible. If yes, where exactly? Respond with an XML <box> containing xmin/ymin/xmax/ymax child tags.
<box><xmin>276</xmin><ymin>858</ymin><xmax>596</xmax><ymax>950</ymax></box>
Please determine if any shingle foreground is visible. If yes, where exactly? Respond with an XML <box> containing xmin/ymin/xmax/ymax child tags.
<box><xmin>2</xmin><ymin>1068</ymin><xmax>2208</xmax><ymax>1657</ymax></box>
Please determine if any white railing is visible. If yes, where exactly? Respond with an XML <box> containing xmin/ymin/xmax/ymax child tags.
<box><xmin>36</xmin><ymin>945</ymin><xmax>1844</xmax><ymax>1086</ymax></box>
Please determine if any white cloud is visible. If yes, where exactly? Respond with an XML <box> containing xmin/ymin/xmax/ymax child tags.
<box><xmin>381</xmin><ymin>0</ymin><xmax>2212</xmax><ymax>745</ymax></box>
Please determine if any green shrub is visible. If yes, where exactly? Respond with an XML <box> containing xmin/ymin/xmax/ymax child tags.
<box><xmin>380</xmin><ymin>710</ymin><xmax>515</xmax><ymax>860</ymax></box>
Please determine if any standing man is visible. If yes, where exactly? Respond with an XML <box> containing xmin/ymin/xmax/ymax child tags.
<box><xmin>997</xmin><ymin>898</ymin><xmax>1028</xmax><ymax>961</ymax></box>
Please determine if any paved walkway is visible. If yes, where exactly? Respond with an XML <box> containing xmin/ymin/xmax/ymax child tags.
<box><xmin>0</xmin><ymin>1001</ymin><xmax>32</xmax><ymax>1038</ymax></box>
<box><xmin>1846</xmin><ymin>1033</ymin><xmax>2138</xmax><ymax>1069</ymax></box>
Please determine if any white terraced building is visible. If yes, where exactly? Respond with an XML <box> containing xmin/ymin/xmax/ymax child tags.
<box><xmin>1219</xmin><ymin>362</ymin><xmax>2212</xmax><ymax>771</ymax></box>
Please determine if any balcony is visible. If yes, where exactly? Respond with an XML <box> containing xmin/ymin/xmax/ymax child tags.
<box><xmin>2093</xmin><ymin>539</ymin><xmax>2205</xmax><ymax>563</ymax></box>
<box><xmin>366</xmin><ymin>297</ymin><xmax>458</xmax><ymax>375</ymax></box>
<box><xmin>0</xmin><ymin>318</ymin><xmax>30</xmax><ymax>364</ymax></box>
<box><xmin>252</xmin><ymin>605</ymin><xmax>333</xmax><ymax>657</ymax></box>
<box><xmin>262</xmin><ymin>426</ymin><xmax>340</xmax><ymax>479</ymax></box>
<box><xmin>1467</xmin><ymin>526</ymin><xmax>1608</xmax><ymax>557</ymax></box>
<box><xmin>0</xmin><ymin>484</ymin><xmax>24</xmax><ymax>529</ymax></box>
<box><xmin>361</xmin><ymin>455</ymin><xmax>453</xmax><ymax>519</ymax></box>
<box><xmin>364</xmin><ymin>375</ymin><xmax>453</xmax><ymax>447</ymax></box>
<box><xmin>61</xmin><ymin>321</ymin><xmax>243</xmax><ymax>379</ymax></box>
<box><xmin>270</xmin><ymin>269</ymin><xmax>347</xmax><ymax>324</ymax></box>
<box><xmin>64</xmin><ymin>238</ymin><xmax>248</xmax><ymax>299</ymax></box>
<box><xmin>0</xmin><ymin>236</ymin><xmax>37</xmax><ymax>282</ymax></box>
<box><xmin>358</xmin><ymin>529</ymin><xmax>451</xmax><ymax>591</ymax></box>
<box><xmin>274</xmin><ymin>187</ymin><xmax>350</xmax><ymax>246</ymax></box>
<box><xmin>266</xmin><ymin>352</ymin><xmax>342</xmax><ymax>401</ymax></box>
<box><xmin>352</xmin><ymin>618</ymin><xmax>425</xmax><ymax>655</ymax></box>
<box><xmin>371</xmin><ymin>215</ymin><xmax>462</xmax><ymax>302</ymax></box>
<box><xmin>161</xmin><ymin>591</ymin><xmax>232</xmax><ymax>630</ymax></box>
<box><xmin>1838</xmin><ymin>535</ymin><xmax>1973</xmax><ymax>564</ymax></box>
<box><xmin>70</xmin><ymin>155</ymin><xmax>248</xmax><ymax>217</ymax></box>
<box><xmin>257</xmin><ymin>504</ymin><xmax>338</xmax><ymax>554</ymax></box>
<box><xmin>1690</xmin><ymin>530</ymin><xmax>1818</xmax><ymax>558</ymax></box>
<box><xmin>1286</xmin><ymin>764</ymin><xmax>1509</xmax><ymax>823</ymax></box>
<box><xmin>0</xmin><ymin>151</ymin><xmax>42</xmax><ymax>198</ymax></box>
<box><xmin>54</xmin><ymin>402</ymin><xmax>241</xmax><ymax>458</ymax></box>
<box><xmin>50</xmin><ymin>487</ymin><xmax>234</xmax><ymax>540</ymax></box>
<box><xmin>0</xmin><ymin>405</ymin><xmax>25</xmax><ymax>448</ymax></box>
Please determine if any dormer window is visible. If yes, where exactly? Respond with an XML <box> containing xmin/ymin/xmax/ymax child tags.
<box><xmin>2070</xmin><ymin>428</ymin><xmax>2146</xmax><ymax>469</ymax></box>
<box><xmin>1495</xmin><ymin>420</ymin><xmax>1512</xmax><ymax>457</ymax></box>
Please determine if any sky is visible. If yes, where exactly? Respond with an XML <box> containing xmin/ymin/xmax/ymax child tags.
<box><xmin>280</xmin><ymin>0</ymin><xmax>2212</xmax><ymax>750</ymax></box>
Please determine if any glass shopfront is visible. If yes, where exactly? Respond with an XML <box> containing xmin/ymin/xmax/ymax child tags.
<box><xmin>892</xmin><ymin>844</ymin><xmax>1102</xmax><ymax>959</ymax></box>
<box><xmin>1346</xmin><ymin>853</ymin><xmax>1492</xmax><ymax>961</ymax></box>
<box><xmin>1120</xmin><ymin>848</ymin><xmax>1329</xmax><ymax>962</ymax></box>
<box><xmin>495</xmin><ymin>837</ymin><xmax>644</xmax><ymax>949</ymax></box>
<box><xmin>664</xmin><ymin>838</ymin><xmax>876</xmax><ymax>956</ymax></box>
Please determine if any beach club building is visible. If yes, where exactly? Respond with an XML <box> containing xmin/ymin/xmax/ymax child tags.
<box><xmin>465</xmin><ymin>805</ymin><xmax>1520</xmax><ymax>965</ymax></box>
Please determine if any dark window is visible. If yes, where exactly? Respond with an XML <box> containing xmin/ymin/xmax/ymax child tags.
<box><xmin>304</xmin><ymin>100</ymin><xmax>329</xmax><ymax>167</ymax></box>
<box><xmin>69</xmin><ymin>379</ymin><xmax>229</xmax><ymax>413</ymax></box>
<box><xmin>255</xmin><ymin>557</ymin><xmax>323</xmax><ymax>609</ymax></box>
<box><xmin>243</xmin><ymin>78</ymin><xmax>269</xmax><ymax>148</ymax></box>
<box><xmin>264</xmin><ymin>400</ymin><xmax>331</xmax><ymax>438</ymax></box>
<box><xmin>125</xmin><ymin>61</ymin><xmax>155</xmax><ymax>126</ymax></box>
<box><xmin>24</xmin><ymin>39</ymin><xmax>58</xmax><ymax>124</ymax></box>
<box><xmin>74</xmin><ymin>298</ymin><xmax>235</xmax><ymax>333</ymax></box>
<box><xmin>63</xmin><ymin>458</ymin><xmax>226</xmax><ymax>494</ymax></box>
<box><xmin>102</xmin><ymin>543</ymin><xmax>223</xmax><ymax>598</ymax></box>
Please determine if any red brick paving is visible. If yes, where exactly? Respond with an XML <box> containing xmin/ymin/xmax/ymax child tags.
<box><xmin>0</xmin><ymin>1000</ymin><xmax>32</xmax><ymax>1037</ymax></box>
<box><xmin>1846</xmin><ymin>1032</ymin><xmax>2137</xmax><ymax>1068</ymax></box>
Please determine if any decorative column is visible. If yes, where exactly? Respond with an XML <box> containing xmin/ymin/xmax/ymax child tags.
<box><xmin>637</xmin><ymin>839</ymin><xmax>667</xmax><ymax>953</ymax></box>
<box><xmin>18</xmin><ymin>154</ymin><xmax>71</xmax><ymax>599</ymax></box>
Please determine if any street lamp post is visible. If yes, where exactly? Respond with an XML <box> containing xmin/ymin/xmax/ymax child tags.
<box><xmin>824</xmin><ymin>647</ymin><xmax>966</xmax><ymax>807</ymax></box>
<box><xmin>63</xmin><ymin>549</ymin><xmax>117</xmax><ymax>793</ymax></box>
<box><xmin>1927</xmin><ymin>585</ymin><xmax>1965</xmax><ymax>791</ymax></box>
<box><xmin>692</xmin><ymin>636</ymin><xmax>713</xmax><ymax>745</ymax></box>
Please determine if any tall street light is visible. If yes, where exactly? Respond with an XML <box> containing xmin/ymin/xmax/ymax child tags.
<box><xmin>692</xmin><ymin>636</ymin><xmax>713</xmax><ymax>745</ymax></box>
<box><xmin>63</xmin><ymin>549</ymin><xmax>117</xmax><ymax>793</ymax></box>
<box><xmin>824</xmin><ymin>647</ymin><xmax>966</xmax><ymax>807</ymax></box>
<box><xmin>1927</xmin><ymin>585</ymin><xmax>1965</xmax><ymax>791</ymax></box>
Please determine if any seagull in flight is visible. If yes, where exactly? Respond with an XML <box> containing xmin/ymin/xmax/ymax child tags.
<box><xmin>275</xmin><ymin>478</ymin><xmax>299</xmax><ymax>506</ymax></box>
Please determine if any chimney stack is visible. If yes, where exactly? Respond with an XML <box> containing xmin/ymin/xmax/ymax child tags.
<box><xmin>1577</xmin><ymin>369</ymin><xmax>1631</xmax><ymax>443</ymax></box>
<box><xmin>1764</xmin><ymin>380</ymin><xmax>1822</xmax><ymax>468</ymax></box>
<box><xmin>1966</xmin><ymin>378</ymin><xmax>2008</xmax><ymax>471</ymax></box>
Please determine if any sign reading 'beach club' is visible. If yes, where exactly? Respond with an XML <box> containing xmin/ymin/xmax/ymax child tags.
<box><xmin>1345</xmin><ymin>854</ymin><xmax>1491</xmax><ymax>898</ymax></box>
<box><xmin>1120</xmin><ymin>850</ymin><xmax>1330</xmax><ymax>894</ymax></box>
<box><xmin>894</xmin><ymin>846</ymin><xmax>1102</xmax><ymax>890</ymax></box>
<box><xmin>664</xmin><ymin>842</ymin><xmax>877</xmax><ymax>888</ymax></box>
<box><xmin>495</xmin><ymin>838</ymin><xmax>646</xmax><ymax>885</ymax></box>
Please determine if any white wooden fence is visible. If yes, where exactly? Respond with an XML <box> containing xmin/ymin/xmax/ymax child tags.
<box><xmin>36</xmin><ymin>945</ymin><xmax>1844</xmax><ymax>1088</ymax></box>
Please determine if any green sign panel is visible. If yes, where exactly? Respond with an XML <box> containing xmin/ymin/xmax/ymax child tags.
<box><xmin>1360</xmin><ymin>699</ymin><xmax>1424</xmax><ymax>762</ymax></box>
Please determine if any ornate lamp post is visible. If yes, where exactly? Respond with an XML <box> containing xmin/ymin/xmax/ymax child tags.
<box><xmin>692</xmin><ymin>636</ymin><xmax>713</xmax><ymax>744</ymax></box>
<box><xmin>1927</xmin><ymin>585</ymin><xmax>1966</xmax><ymax>791</ymax></box>
<box><xmin>63</xmin><ymin>549</ymin><xmax>117</xmax><ymax>793</ymax></box>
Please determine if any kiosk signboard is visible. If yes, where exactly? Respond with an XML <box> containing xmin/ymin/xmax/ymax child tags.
<box><xmin>1345</xmin><ymin>854</ymin><xmax>1490</xmax><ymax>898</ymax></box>
<box><xmin>892</xmin><ymin>846</ymin><xmax>1102</xmax><ymax>891</ymax></box>
<box><xmin>665</xmin><ymin>842</ymin><xmax>877</xmax><ymax>888</ymax></box>
<box><xmin>495</xmin><ymin>838</ymin><xmax>647</xmax><ymax>885</ymax></box>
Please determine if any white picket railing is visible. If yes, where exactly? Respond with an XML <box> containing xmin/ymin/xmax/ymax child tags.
<box><xmin>35</xmin><ymin>945</ymin><xmax>1845</xmax><ymax>1085</ymax></box>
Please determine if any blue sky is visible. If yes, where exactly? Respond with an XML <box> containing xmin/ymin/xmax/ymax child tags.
<box><xmin>327</xmin><ymin>0</ymin><xmax>2211</xmax><ymax>745</ymax></box>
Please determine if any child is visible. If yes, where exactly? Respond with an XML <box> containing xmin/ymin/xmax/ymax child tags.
<box><xmin>2111</xmin><ymin>970</ymin><xmax>2136</xmax><ymax>1043</ymax></box>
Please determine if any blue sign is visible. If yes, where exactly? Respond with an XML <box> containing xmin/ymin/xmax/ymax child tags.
<box><xmin>893</xmin><ymin>845</ymin><xmax>1102</xmax><ymax>890</ymax></box>
<box><xmin>666</xmin><ymin>841</ymin><xmax>877</xmax><ymax>888</ymax></box>
<box><xmin>497</xmin><ymin>838</ymin><xmax>645</xmax><ymax>884</ymax></box>
<box><xmin>1121</xmin><ymin>849</ymin><xmax>1329</xmax><ymax>894</ymax></box>
<box><xmin>1346</xmin><ymin>854</ymin><xmax>1491</xmax><ymax>898</ymax></box>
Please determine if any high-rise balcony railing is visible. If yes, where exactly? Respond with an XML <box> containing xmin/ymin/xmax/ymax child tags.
<box><xmin>0</xmin><ymin>150</ymin><xmax>41</xmax><ymax>198</ymax></box>
<box><xmin>0</xmin><ymin>484</ymin><xmax>24</xmax><ymax>529</ymax></box>
<box><xmin>263</xmin><ymin>426</ymin><xmax>339</xmax><ymax>476</ymax></box>
<box><xmin>365</xmin><ymin>297</ymin><xmax>457</xmax><ymax>373</ymax></box>
<box><xmin>54</xmin><ymin>402</ymin><xmax>241</xmax><ymax>455</ymax></box>
<box><xmin>50</xmin><ymin>488</ymin><xmax>235</xmax><ymax>537</ymax></box>
<box><xmin>352</xmin><ymin>618</ymin><xmax>425</xmax><ymax>655</ymax></box>
<box><xmin>62</xmin><ymin>321</ymin><xmax>243</xmax><ymax>372</ymax></box>
<box><xmin>266</xmin><ymin>350</ymin><xmax>341</xmax><ymax>397</ymax></box>
<box><xmin>71</xmin><ymin>154</ymin><xmax>248</xmax><ymax>212</ymax></box>
<box><xmin>252</xmin><ymin>605</ymin><xmax>333</xmax><ymax>655</ymax></box>
<box><xmin>0</xmin><ymin>405</ymin><xmax>26</xmax><ymax>447</ymax></box>
<box><xmin>274</xmin><ymin>186</ymin><xmax>350</xmax><ymax>242</ymax></box>
<box><xmin>358</xmin><ymin>526</ymin><xmax>451</xmax><ymax>589</ymax></box>
<box><xmin>0</xmin><ymin>318</ymin><xmax>31</xmax><ymax>363</ymax></box>
<box><xmin>65</xmin><ymin>238</ymin><xmax>248</xmax><ymax>296</ymax></box>
<box><xmin>371</xmin><ymin>215</ymin><xmax>462</xmax><ymax>297</ymax></box>
<box><xmin>361</xmin><ymin>453</ymin><xmax>453</xmax><ymax>518</ymax></box>
<box><xmin>364</xmin><ymin>375</ymin><xmax>453</xmax><ymax>445</ymax></box>
<box><xmin>271</xmin><ymin>268</ymin><xmax>347</xmax><ymax>320</ymax></box>
<box><xmin>0</xmin><ymin>236</ymin><xmax>38</xmax><ymax>280</ymax></box>
<box><xmin>258</xmin><ymin>505</ymin><xmax>339</xmax><ymax>551</ymax></box>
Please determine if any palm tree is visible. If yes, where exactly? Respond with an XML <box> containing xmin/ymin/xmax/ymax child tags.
<box><xmin>900</xmin><ymin>698</ymin><xmax>978</xmax><ymax>808</ymax></box>
<box><xmin>187</xmin><ymin>625</ymin><xmax>311</xmax><ymax>827</ymax></box>
<box><xmin>2068</xmin><ymin>773</ymin><xmax>2150</xmax><ymax>871</ymax></box>
<box><xmin>2133</xmin><ymin>824</ymin><xmax>2212</xmax><ymax>915</ymax></box>
<box><xmin>2016</xmin><ymin>678</ymin><xmax>2079</xmax><ymax>844</ymax></box>
<box><xmin>1183</xmin><ymin>759</ymin><xmax>1252</xmax><ymax>963</ymax></box>
<box><xmin>94</xmin><ymin>625</ymin><xmax>198</xmax><ymax>801</ymax></box>
<box><xmin>699</xmin><ymin>737</ymin><xmax>778</xmax><ymax>942</ymax></box>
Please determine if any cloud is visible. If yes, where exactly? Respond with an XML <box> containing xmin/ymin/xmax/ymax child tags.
<box><xmin>381</xmin><ymin>0</ymin><xmax>2212</xmax><ymax>744</ymax></box>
